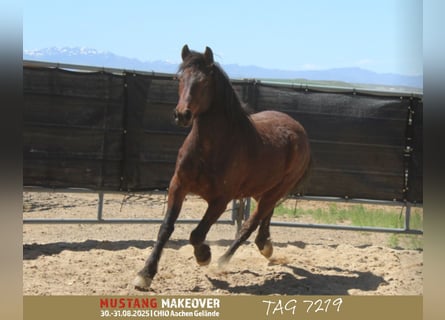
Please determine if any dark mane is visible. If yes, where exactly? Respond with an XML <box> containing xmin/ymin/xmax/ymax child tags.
<box><xmin>179</xmin><ymin>50</ymin><xmax>253</xmax><ymax>127</ymax></box>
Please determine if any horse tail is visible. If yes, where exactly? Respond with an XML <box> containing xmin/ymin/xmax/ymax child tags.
<box><xmin>290</xmin><ymin>154</ymin><xmax>313</xmax><ymax>197</ymax></box>
<box><xmin>274</xmin><ymin>155</ymin><xmax>312</xmax><ymax>208</ymax></box>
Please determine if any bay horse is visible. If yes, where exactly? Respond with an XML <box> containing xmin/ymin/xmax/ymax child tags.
<box><xmin>133</xmin><ymin>45</ymin><xmax>311</xmax><ymax>290</ymax></box>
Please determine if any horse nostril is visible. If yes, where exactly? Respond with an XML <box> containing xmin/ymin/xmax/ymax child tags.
<box><xmin>173</xmin><ymin>108</ymin><xmax>192</xmax><ymax>126</ymax></box>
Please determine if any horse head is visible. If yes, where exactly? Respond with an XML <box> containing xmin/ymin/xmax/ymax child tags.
<box><xmin>174</xmin><ymin>45</ymin><xmax>215</xmax><ymax>127</ymax></box>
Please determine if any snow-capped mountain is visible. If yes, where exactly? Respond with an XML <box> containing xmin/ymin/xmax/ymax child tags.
<box><xmin>23</xmin><ymin>47</ymin><xmax>422</xmax><ymax>89</ymax></box>
<box><xmin>25</xmin><ymin>47</ymin><xmax>104</xmax><ymax>57</ymax></box>
<box><xmin>24</xmin><ymin>47</ymin><xmax>179</xmax><ymax>74</ymax></box>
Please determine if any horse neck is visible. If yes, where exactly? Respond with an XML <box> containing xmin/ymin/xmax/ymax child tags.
<box><xmin>196</xmin><ymin>98</ymin><xmax>251</xmax><ymax>138</ymax></box>
<box><xmin>191</xmin><ymin>67</ymin><xmax>255</xmax><ymax>148</ymax></box>
<box><xmin>211</xmin><ymin>69</ymin><xmax>252</xmax><ymax>130</ymax></box>
<box><xmin>192</xmin><ymin>108</ymin><xmax>232</xmax><ymax>143</ymax></box>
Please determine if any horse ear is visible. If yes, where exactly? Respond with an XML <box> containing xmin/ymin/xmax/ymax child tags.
<box><xmin>181</xmin><ymin>44</ymin><xmax>191</xmax><ymax>61</ymax></box>
<box><xmin>204</xmin><ymin>46</ymin><xmax>214</xmax><ymax>65</ymax></box>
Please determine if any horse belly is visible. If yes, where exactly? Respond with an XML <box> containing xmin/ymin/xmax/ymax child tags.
<box><xmin>238</xmin><ymin>151</ymin><xmax>289</xmax><ymax>197</ymax></box>
<box><xmin>236</xmin><ymin>111</ymin><xmax>309</xmax><ymax>198</ymax></box>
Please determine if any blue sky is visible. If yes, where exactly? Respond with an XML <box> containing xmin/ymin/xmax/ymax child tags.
<box><xmin>23</xmin><ymin>0</ymin><xmax>422</xmax><ymax>76</ymax></box>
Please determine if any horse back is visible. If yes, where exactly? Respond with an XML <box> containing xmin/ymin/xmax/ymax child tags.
<box><xmin>250</xmin><ymin>110</ymin><xmax>309</xmax><ymax>150</ymax></box>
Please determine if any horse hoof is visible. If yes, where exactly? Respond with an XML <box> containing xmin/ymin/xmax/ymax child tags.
<box><xmin>260</xmin><ymin>240</ymin><xmax>273</xmax><ymax>259</ymax></box>
<box><xmin>133</xmin><ymin>274</ymin><xmax>152</xmax><ymax>291</ymax></box>
<box><xmin>197</xmin><ymin>257</ymin><xmax>211</xmax><ymax>266</ymax></box>
<box><xmin>194</xmin><ymin>244</ymin><xmax>211</xmax><ymax>266</ymax></box>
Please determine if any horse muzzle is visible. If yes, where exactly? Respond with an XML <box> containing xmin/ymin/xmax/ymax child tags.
<box><xmin>173</xmin><ymin>108</ymin><xmax>193</xmax><ymax>127</ymax></box>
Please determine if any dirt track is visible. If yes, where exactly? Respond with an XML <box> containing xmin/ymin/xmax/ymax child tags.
<box><xmin>23</xmin><ymin>192</ymin><xmax>422</xmax><ymax>296</ymax></box>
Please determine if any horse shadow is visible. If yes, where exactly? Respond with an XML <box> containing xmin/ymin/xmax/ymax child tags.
<box><xmin>206</xmin><ymin>264</ymin><xmax>387</xmax><ymax>295</ymax></box>
<box><xmin>24</xmin><ymin>239</ymin><xmax>387</xmax><ymax>295</ymax></box>
<box><xmin>23</xmin><ymin>239</ymin><xmax>189</xmax><ymax>260</ymax></box>
<box><xmin>23</xmin><ymin>238</ymin><xmax>259</xmax><ymax>260</ymax></box>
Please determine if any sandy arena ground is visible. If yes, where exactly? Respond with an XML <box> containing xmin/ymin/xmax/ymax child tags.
<box><xmin>23</xmin><ymin>192</ymin><xmax>423</xmax><ymax>296</ymax></box>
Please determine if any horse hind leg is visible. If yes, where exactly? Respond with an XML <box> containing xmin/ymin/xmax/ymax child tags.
<box><xmin>218</xmin><ymin>178</ymin><xmax>298</xmax><ymax>267</ymax></box>
<box><xmin>255</xmin><ymin>211</ymin><xmax>274</xmax><ymax>259</ymax></box>
<box><xmin>218</xmin><ymin>196</ymin><xmax>278</xmax><ymax>267</ymax></box>
<box><xmin>218</xmin><ymin>213</ymin><xmax>261</xmax><ymax>267</ymax></box>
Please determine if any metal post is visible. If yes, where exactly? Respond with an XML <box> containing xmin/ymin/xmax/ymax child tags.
<box><xmin>404</xmin><ymin>203</ymin><xmax>411</xmax><ymax>231</ymax></box>
<box><xmin>244</xmin><ymin>198</ymin><xmax>251</xmax><ymax>220</ymax></box>
<box><xmin>97</xmin><ymin>192</ymin><xmax>104</xmax><ymax>221</ymax></box>
<box><xmin>232</xmin><ymin>198</ymin><xmax>251</xmax><ymax>236</ymax></box>
<box><xmin>232</xmin><ymin>200</ymin><xmax>242</xmax><ymax>235</ymax></box>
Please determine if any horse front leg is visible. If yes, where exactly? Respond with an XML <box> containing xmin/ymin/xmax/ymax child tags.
<box><xmin>133</xmin><ymin>180</ymin><xmax>187</xmax><ymax>291</ymax></box>
<box><xmin>189</xmin><ymin>198</ymin><xmax>228</xmax><ymax>266</ymax></box>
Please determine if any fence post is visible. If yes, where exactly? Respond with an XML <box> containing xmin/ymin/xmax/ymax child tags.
<box><xmin>97</xmin><ymin>192</ymin><xmax>104</xmax><ymax>221</ymax></box>
<box><xmin>232</xmin><ymin>198</ymin><xmax>251</xmax><ymax>236</ymax></box>
<box><xmin>404</xmin><ymin>203</ymin><xmax>411</xmax><ymax>232</ymax></box>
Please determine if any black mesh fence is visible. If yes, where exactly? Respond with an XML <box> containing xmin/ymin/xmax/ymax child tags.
<box><xmin>23</xmin><ymin>64</ymin><xmax>422</xmax><ymax>203</ymax></box>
